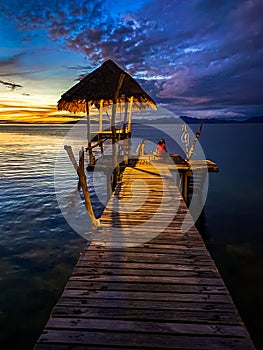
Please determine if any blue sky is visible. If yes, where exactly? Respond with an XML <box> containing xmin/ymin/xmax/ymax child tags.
<box><xmin>0</xmin><ymin>0</ymin><xmax>262</xmax><ymax>121</ymax></box>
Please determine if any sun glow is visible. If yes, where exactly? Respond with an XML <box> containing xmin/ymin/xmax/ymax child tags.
<box><xmin>0</xmin><ymin>88</ymin><xmax>84</xmax><ymax>124</ymax></box>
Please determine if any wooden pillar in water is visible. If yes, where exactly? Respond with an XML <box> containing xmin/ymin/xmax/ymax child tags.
<box><xmin>64</xmin><ymin>145</ymin><xmax>99</xmax><ymax>229</ymax></box>
<box><xmin>106</xmin><ymin>171</ymin><xmax>113</xmax><ymax>200</ymax></box>
<box><xmin>182</xmin><ymin>171</ymin><xmax>190</xmax><ymax>205</ymax></box>
<box><xmin>77</xmin><ymin>148</ymin><xmax>98</xmax><ymax>229</ymax></box>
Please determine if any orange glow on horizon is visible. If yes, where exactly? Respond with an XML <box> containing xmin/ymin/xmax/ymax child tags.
<box><xmin>0</xmin><ymin>92</ymin><xmax>85</xmax><ymax>124</ymax></box>
<box><xmin>0</xmin><ymin>84</ymin><xmax>79</xmax><ymax>123</ymax></box>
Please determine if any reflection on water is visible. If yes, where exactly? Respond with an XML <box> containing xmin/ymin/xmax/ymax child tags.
<box><xmin>0</xmin><ymin>123</ymin><xmax>263</xmax><ymax>349</ymax></box>
<box><xmin>197</xmin><ymin>123</ymin><xmax>263</xmax><ymax>349</ymax></box>
<box><xmin>0</xmin><ymin>125</ymin><xmax>89</xmax><ymax>350</ymax></box>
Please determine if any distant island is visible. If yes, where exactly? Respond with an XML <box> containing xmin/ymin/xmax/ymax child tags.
<box><xmin>133</xmin><ymin>115</ymin><xmax>263</xmax><ymax>124</ymax></box>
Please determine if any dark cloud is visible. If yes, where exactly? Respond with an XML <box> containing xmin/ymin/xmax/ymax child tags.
<box><xmin>0</xmin><ymin>54</ymin><xmax>24</xmax><ymax>67</ymax></box>
<box><xmin>0</xmin><ymin>80</ymin><xmax>22</xmax><ymax>90</ymax></box>
<box><xmin>0</xmin><ymin>53</ymin><xmax>40</xmax><ymax>80</ymax></box>
<box><xmin>1</xmin><ymin>0</ymin><xmax>262</xmax><ymax>117</ymax></box>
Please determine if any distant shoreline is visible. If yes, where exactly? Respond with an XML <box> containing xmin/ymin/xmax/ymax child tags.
<box><xmin>0</xmin><ymin>115</ymin><xmax>263</xmax><ymax>125</ymax></box>
<box><xmin>0</xmin><ymin>121</ymin><xmax>78</xmax><ymax>125</ymax></box>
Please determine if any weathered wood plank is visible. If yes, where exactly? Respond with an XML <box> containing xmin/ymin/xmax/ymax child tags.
<box><xmin>69</xmin><ymin>275</ymin><xmax>225</xmax><ymax>286</ymax></box>
<box><xmin>84</xmin><ymin>244</ymin><xmax>207</xmax><ymax>252</ymax></box>
<box><xmin>37</xmin><ymin>330</ymin><xmax>255</xmax><ymax>349</ymax></box>
<box><xmin>35</xmin><ymin>345</ymin><xmax>128</xmax><ymax>350</ymax></box>
<box><xmin>75</xmin><ymin>261</ymin><xmax>218</xmax><ymax>273</ymax></box>
<box><xmin>83</xmin><ymin>246</ymin><xmax>211</xmax><ymax>256</ymax></box>
<box><xmin>51</xmin><ymin>305</ymin><xmax>242</xmax><ymax>324</ymax></box>
<box><xmin>79</xmin><ymin>249</ymin><xmax>213</xmax><ymax>259</ymax></box>
<box><xmin>56</xmin><ymin>298</ymin><xmax>237</xmax><ymax>313</ymax></box>
<box><xmin>65</xmin><ymin>280</ymin><xmax>229</xmax><ymax>294</ymax></box>
<box><xmin>72</xmin><ymin>266</ymin><xmax>218</xmax><ymax>278</ymax></box>
<box><xmin>45</xmin><ymin>318</ymin><xmax>250</xmax><ymax>338</ymax></box>
<box><xmin>85</xmin><ymin>242</ymin><xmax>207</xmax><ymax>250</ymax></box>
<box><xmin>78</xmin><ymin>252</ymin><xmax>215</xmax><ymax>265</ymax></box>
<box><xmin>88</xmin><ymin>230</ymin><xmax>204</xmax><ymax>239</ymax></box>
<box><xmin>60</xmin><ymin>290</ymin><xmax>232</xmax><ymax>303</ymax></box>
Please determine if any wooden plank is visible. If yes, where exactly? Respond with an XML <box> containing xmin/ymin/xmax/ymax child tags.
<box><xmin>37</xmin><ymin>330</ymin><xmax>255</xmax><ymax>349</ymax></box>
<box><xmin>68</xmin><ymin>275</ymin><xmax>225</xmax><ymax>287</ymax></box>
<box><xmin>65</xmin><ymin>280</ymin><xmax>229</xmax><ymax>294</ymax></box>
<box><xmin>45</xmin><ymin>318</ymin><xmax>250</xmax><ymax>338</ymax></box>
<box><xmin>51</xmin><ymin>306</ymin><xmax>242</xmax><ymax>324</ymax></box>
<box><xmin>78</xmin><ymin>252</ymin><xmax>215</xmax><ymax>265</ymax></box>
<box><xmin>83</xmin><ymin>246</ymin><xmax>210</xmax><ymax>255</ymax></box>
<box><xmin>85</xmin><ymin>242</ymin><xmax>206</xmax><ymax>250</ymax></box>
<box><xmin>72</xmin><ymin>267</ymin><xmax>218</xmax><ymax>278</ymax></box>
<box><xmin>75</xmin><ymin>261</ymin><xmax>218</xmax><ymax>273</ymax></box>
<box><xmin>56</xmin><ymin>298</ymin><xmax>237</xmax><ymax>313</ymax></box>
<box><xmin>61</xmin><ymin>290</ymin><xmax>232</xmax><ymax>303</ymax></box>
<box><xmin>35</xmin><ymin>345</ymin><xmax>126</xmax><ymax>350</ymax></box>
<box><xmin>85</xmin><ymin>243</ymin><xmax>207</xmax><ymax>250</ymax></box>
<box><xmin>85</xmin><ymin>236</ymin><xmax>206</xmax><ymax>246</ymax></box>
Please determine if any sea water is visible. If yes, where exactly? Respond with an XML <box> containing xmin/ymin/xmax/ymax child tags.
<box><xmin>0</xmin><ymin>122</ymin><xmax>262</xmax><ymax>349</ymax></box>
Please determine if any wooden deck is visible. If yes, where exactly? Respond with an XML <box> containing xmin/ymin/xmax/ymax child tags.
<box><xmin>35</xmin><ymin>160</ymin><xmax>255</xmax><ymax>349</ymax></box>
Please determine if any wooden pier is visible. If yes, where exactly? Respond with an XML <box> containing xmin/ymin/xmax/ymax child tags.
<box><xmin>35</xmin><ymin>159</ymin><xmax>255</xmax><ymax>349</ymax></box>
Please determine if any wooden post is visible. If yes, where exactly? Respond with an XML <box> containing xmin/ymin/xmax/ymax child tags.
<box><xmin>182</xmin><ymin>171</ymin><xmax>190</xmax><ymax>205</ymax></box>
<box><xmin>106</xmin><ymin>171</ymin><xmax>112</xmax><ymax>200</ymax></box>
<box><xmin>136</xmin><ymin>139</ymin><xmax>146</xmax><ymax>156</ymax></box>
<box><xmin>64</xmin><ymin>145</ymin><xmax>99</xmax><ymax>230</ymax></box>
<box><xmin>111</xmin><ymin>74</ymin><xmax>125</xmax><ymax>132</ymax></box>
<box><xmin>197</xmin><ymin>170</ymin><xmax>207</xmax><ymax>206</ymax></box>
<box><xmin>123</xmin><ymin>98</ymin><xmax>128</xmax><ymax>125</ymax></box>
<box><xmin>122</xmin><ymin>98</ymin><xmax>129</xmax><ymax>163</ymax></box>
<box><xmin>127</xmin><ymin>96</ymin><xmax>133</xmax><ymax>133</ymax></box>
<box><xmin>86</xmin><ymin>100</ymin><xmax>91</xmax><ymax>143</ymax></box>
<box><xmin>98</xmin><ymin>99</ymin><xmax>104</xmax><ymax>154</ymax></box>
<box><xmin>86</xmin><ymin>101</ymin><xmax>95</xmax><ymax>165</ymax></box>
<box><xmin>64</xmin><ymin>145</ymin><xmax>78</xmax><ymax>171</ymax></box>
<box><xmin>98</xmin><ymin>134</ymin><xmax>104</xmax><ymax>154</ymax></box>
<box><xmin>99</xmin><ymin>99</ymin><xmax>103</xmax><ymax>133</ymax></box>
<box><xmin>123</xmin><ymin>95</ymin><xmax>128</xmax><ymax>135</ymax></box>
<box><xmin>187</xmin><ymin>119</ymin><xmax>204</xmax><ymax>160</ymax></box>
<box><xmin>111</xmin><ymin>103</ymin><xmax>118</xmax><ymax>173</ymax></box>
<box><xmin>111</xmin><ymin>74</ymin><xmax>125</xmax><ymax>181</ymax></box>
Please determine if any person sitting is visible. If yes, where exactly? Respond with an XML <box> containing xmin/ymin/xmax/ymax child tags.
<box><xmin>156</xmin><ymin>139</ymin><xmax>167</xmax><ymax>157</ymax></box>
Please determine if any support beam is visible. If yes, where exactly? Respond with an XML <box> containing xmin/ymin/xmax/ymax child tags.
<box><xmin>111</xmin><ymin>74</ymin><xmax>125</xmax><ymax>180</ymax></box>
<box><xmin>123</xmin><ymin>96</ymin><xmax>128</xmax><ymax>132</ymax></box>
<box><xmin>99</xmin><ymin>99</ymin><xmax>103</xmax><ymax>133</ymax></box>
<box><xmin>77</xmin><ymin>148</ymin><xmax>99</xmax><ymax>229</ymax></box>
<box><xmin>86</xmin><ymin>100</ymin><xmax>91</xmax><ymax>143</ymax></box>
<box><xmin>64</xmin><ymin>145</ymin><xmax>99</xmax><ymax>230</ymax></box>
<box><xmin>181</xmin><ymin>171</ymin><xmax>190</xmax><ymax>205</ymax></box>
<box><xmin>86</xmin><ymin>100</ymin><xmax>95</xmax><ymax>165</ymax></box>
<box><xmin>127</xmin><ymin>96</ymin><xmax>134</xmax><ymax>133</ymax></box>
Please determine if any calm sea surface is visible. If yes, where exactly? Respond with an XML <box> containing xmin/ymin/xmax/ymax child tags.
<box><xmin>0</xmin><ymin>123</ymin><xmax>262</xmax><ymax>349</ymax></box>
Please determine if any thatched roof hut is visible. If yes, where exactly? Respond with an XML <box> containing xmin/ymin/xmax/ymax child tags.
<box><xmin>57</xmin><ymin>59</ymin><xmax>156</xmax><ymax>113</ymax></box>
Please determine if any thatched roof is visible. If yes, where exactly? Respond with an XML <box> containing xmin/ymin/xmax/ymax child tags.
<box><xmin>57</xmin><ymin>59</ymin><xmax>157</xmax><ymax>113</ymax></box>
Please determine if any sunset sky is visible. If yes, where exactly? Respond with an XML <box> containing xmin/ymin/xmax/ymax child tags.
<box><xmin>0</xmin><ymin>0</ymin><xmax>262</xmax><ymax>123</ymax></box>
